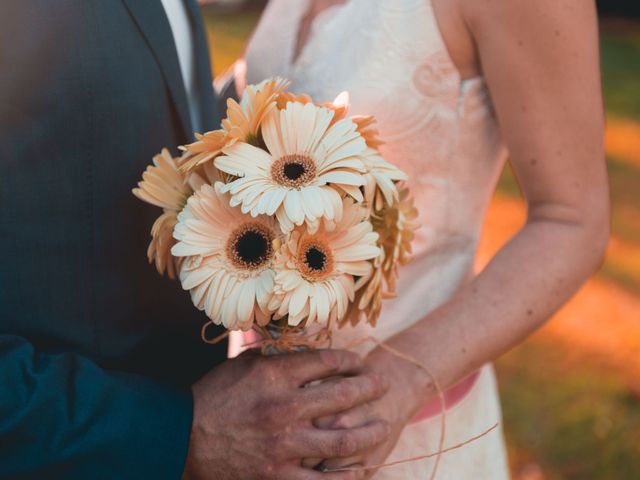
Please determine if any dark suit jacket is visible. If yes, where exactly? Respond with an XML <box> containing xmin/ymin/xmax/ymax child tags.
<box><xmin>0</xmin><ymin>1</ymin><xmax>227</xmax><ymax>478</ymax></box>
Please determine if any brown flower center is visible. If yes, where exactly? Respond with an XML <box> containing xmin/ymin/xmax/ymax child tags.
<box><xmin>297</xmin><ymin>236</ymin><xmax>334</xmax><ymax>281</ymax></box>
<box><xmin>271</xmin><ymin>154</ymin><xmax>317</xmax><ymax>188</ymax></box>
<box><xmin>227</xmin><ymin>222</ymin><xmax>274</xmax><ymax>270</ymax></box>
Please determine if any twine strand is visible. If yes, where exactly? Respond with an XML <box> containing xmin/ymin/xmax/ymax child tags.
<box><xmin>330</xmin><ymin>423</ymin><xmax>499</xmax><ymax>473</ymax></box>
<box><xmin>343</xmin><ymin>336</ymin><xmax>447</xmax><ymax>480</ymax></box>
<box><xmin>201</xmin><ymin>320</ymin><xmax>230</xmax><ymax>344</ymax></box>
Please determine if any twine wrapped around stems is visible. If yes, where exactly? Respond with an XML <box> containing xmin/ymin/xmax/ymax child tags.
<box><xmin>202</xmin><ymin>319</ymin><xmax>332</xmax><ymax>353</ymax></box>
<box><xmin>252</xmin><ymin>323</ymin><xmax>332</xmax><ymax>354</ymax></box>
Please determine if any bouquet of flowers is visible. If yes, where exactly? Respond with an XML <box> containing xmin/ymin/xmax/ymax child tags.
<box><xmin>133</xmin><ymin>78</ymin><xmax>418</xmax><ymax>351</ymax></box>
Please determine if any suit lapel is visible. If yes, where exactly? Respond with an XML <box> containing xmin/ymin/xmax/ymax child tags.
<box><xmin>184</xmin><ymin>0</ymin><xmax>217</xmax><ymax>132</ymax></box>
<box><xmin>121</xmin><ymin>0</ymin><xmax>192</xmax><ymax>139</ymax></box>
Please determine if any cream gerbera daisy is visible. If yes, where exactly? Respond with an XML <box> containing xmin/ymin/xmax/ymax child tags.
<box><xmin>270</xmin><ymin>199</ymin><xmax>380</xmax><ymax>327</ymax></box>
<box><xmin>362</xmin><ymin>147</ymin><xmax>408</xmax><ymax>213</ymax></box>
<box><xmin>215</xmin><ymin>101</ymin><xmax>367</xmax><ymax>233</ymax></box>
<box><xmin>276</xmin><ymin>91</ymin><xmax>382</xmax><ymax>150</ymax></box>
<box><xmin>179</xmin><ymin>77</ymin><xmax>289</xmax><ymax>172</ymax></box>
<box><xmin>171</xmin><ymin>184</ymin><xmax>279</xmax><ymax>330</ymax></box>
<box><xmin>132</xmin><ymin>148</ymin><xmax>195</xmax><ymax>278</ymax></box>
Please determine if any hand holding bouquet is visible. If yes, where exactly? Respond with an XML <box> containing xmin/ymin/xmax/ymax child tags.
<box><xmin>133</xmin><ymin>78</ymin><xmax>418</xmax><ymax>351</ymax></box>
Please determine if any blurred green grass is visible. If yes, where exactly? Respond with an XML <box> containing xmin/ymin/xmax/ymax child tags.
<box><xmin>499</xmin><ymin>339</ymin><xmax>640</xmax><ymax>480</ymax></box>
<box><xmin>202</xmin><ymin>9</ymin><xmax>640</xmax><ymax>479</ymax></box>
<box><xmin>601</xmin><ymin>33</ymin><xmax>640</xmax><ymax>120</ymax></box>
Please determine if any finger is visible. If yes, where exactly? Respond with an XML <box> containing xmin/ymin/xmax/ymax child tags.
<box><xmin>279</xmin><ymin>464</ymin><xmax>363</xmax><ymax>480</ymax></box>
<box><xmin>301</xmin><ymin>457</ymin><xmax>324</xmax><ymax>469</ymax></box>
<box><xmin>285</xmin><ymin>420</ymin><xmax>390</xmax><ymax>459</ymax></box>
<box><xmin>321</xmin><ymin>457</ymin><xmax>365</xmax><ymax>472</ymax></box>
<box><xmin>314</xmin><ymin>404</ymin><xmax>373</xmax><ymax>430</ymax></box>
<box><xmin>271</xmin><ymin>349</ymin><xmax>364</xmax><ymax>386</ymax></box>
<box><xmin>297</xmin><ymin>374</ymin><xmax>388</xmax><ymax>420</ymax></box>
<box><xmin>236</xmin><ymin>347</ymin><xmax>262</xmax><ymax>358</ymax></box>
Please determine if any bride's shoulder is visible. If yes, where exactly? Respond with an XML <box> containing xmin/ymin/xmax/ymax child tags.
<box><xmin>432</xmin><ymin>0</ymin><xmax>598</xmax><ymax>79</ymax></box>
<box><xmin>459</xmin><ymin>0</ymin><xmax>597</xmax><ymax>37</ymax></box>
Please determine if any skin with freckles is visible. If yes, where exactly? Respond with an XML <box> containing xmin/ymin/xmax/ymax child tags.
<box><xmin>295</xmin><ymin>0</ymin><xmax>609</xmax><ymax>476</ymax></box>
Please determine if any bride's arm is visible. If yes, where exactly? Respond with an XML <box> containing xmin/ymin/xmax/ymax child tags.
<box><xmin>373</xmin><ymin>0</ymin><xmax>608</xmax><ymax>407</ymax></box>
<box><xmin>324</xmin><ymin>0</ymin><xmax>608</xmax><ymax>471</ymax></box>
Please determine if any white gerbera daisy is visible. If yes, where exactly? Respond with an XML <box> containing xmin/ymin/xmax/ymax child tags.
<box><xmin>171</xmin><ymin>184</ymin><xmax>279</xmax><ymax>330</ymax></box>
<box><xmin>270</xmin><ymin>198</ymin><xmax>380</xmax><ymax>327</ymax></box>
<box><xmin>215</xmin><ymin>101</ymin><xmax>368</xmax><ymax>233</ymax></box>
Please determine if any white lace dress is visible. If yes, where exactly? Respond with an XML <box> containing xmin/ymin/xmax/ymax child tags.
<box><xmin>242</xmin><ymin>0</ymin><xmax>511</xmax><ymax>477</ymax></box>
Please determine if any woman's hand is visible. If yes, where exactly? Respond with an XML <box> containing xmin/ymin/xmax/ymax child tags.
<box><xmin>313</xmin><ymin>348</ymin><xmax>432</xmax><ymax>477</ymax></box>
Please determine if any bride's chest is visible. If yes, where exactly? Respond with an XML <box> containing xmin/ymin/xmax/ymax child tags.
<box><xmin>246</xmin><ymin>0</ymin><xmax>462</xmax><ymax>135</ymax></box>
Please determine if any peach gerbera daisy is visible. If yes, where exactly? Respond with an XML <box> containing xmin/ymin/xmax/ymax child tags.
<box><xmin>179</xmin><ymin>77</ymin><xmax>289</xmax><ymax>172</ymax></box>
<box><xmin>171</xmin><ymin>184</ymin><xmax>279</xmax><ymax>330</ymax></box>
<box><xmin>270</xmin><ymin>199</ymin><xmax>380</xmax><ymax>327</ymax></box>
<box><xmin>352</xmin><ymin>115</ymin><xmax>385</xmax><ymax>149</ymax></box>
<box><xmin>132</xmin><ymin>148</ymin><xmax>195</xmax><ymax>278</ymax></box>
<box><xmin>276</xmin><ymin>91</ymin><xmax>350</xmax><ymax>125</ymax></box>
<box><xmin>215</xmin><ymin>101</ymin><xmax>367</xmax><ymax>233</ymax></box>
<box><xmin>374</xmin><ymin>186</ymin><xmax>420</xmax><ymax>292</ymax></box>
<box><xmin>343</xmin><ymin>187</ymin><xmax>419</xmax><ymax>327</ymax></box>
<box><xmin>362</xmin><ymin>147</ymin><xmax>408</xmax><ymax>212</ymax></box>
<box><xmin>342</xmin><ymin>250</ymin><xmax>391</xmax><ymax>328</ymax></box>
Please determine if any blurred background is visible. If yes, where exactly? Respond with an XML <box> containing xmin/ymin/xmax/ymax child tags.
<box><xmin>199</xmin><ymin>1</ymin><xmax>640</xmax><ymax>478</ymax></box>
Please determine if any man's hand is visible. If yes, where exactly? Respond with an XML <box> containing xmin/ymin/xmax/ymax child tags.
<box><xmin>184</xmin><ymin>349</ymin><xmax>390</xmax><ymax>480</ymax></box>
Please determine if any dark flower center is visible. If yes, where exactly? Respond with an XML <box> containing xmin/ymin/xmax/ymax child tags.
<box><xmin>236</xmin><ymin>231</ymin><xmax>268</xmax><ymax>264</ymax></box>
<box><xmin>296</xmin><ymin>237</ymin><xmax>334</xmax><ymax>281</ymax></box>
<box><xmin>305</xmin><ymin>247</ymin><xmax>327</xmax><ymax>271</ymax></box>
<box><xmin>227</xmin><ymin>223</ymin><xmax>274</xmax><ymax>270</ymax></box>
<box><xmin>271</xmin><ymin>154</ymin><xmax>317</xmax><ymax>188</ymax></box>
<box><xmin>283</xmin><ymin>162</ymin><xmax>306</xmax><ymax>181</ymax></box>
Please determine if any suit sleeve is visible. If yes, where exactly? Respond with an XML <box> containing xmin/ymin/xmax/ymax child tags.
<box><xmin>0</xmin><ymin>335</ymin><xmax>193</xmax><ymax>479</ymax></box>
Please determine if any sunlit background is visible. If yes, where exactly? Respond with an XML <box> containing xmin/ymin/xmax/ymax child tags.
<box><xmin>199</xmin><ymin>2</ymin><xmax>640</xmax><ymax>478</ymax></box>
